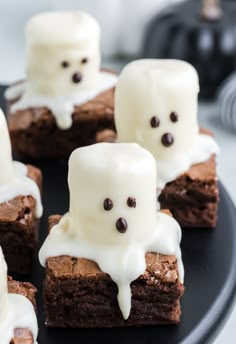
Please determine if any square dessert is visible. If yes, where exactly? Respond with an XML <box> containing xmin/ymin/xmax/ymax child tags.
<box><xmin>0</xmin><ymin>165</ymin><xmax>42</xmax><ymax>275</ymax></box>
<box><xmin>5</xmin><ymin>11</ymin><xmax>117</xmax><ymax>159</ymax></box>
<box><xmin>39</xmin><ymin>143</ymin><xmax>184</xmax><ymax>328</ymax></box>
<box><xmin>159</xmin><ymin>154</ymin><xmax>219</xmax><ymax>228</ymax></box>
<box><xmin>8</xmin><ymin>277</ymin><xmax>37</xmax><ymax>344</ymax></box>
<box><xmin>44</xmin><ymin>215</ymin><xmax>184</xmax><ymax>328</ymax></box>
<box><xmin>7</xmin><ymin>88</ymin><xmax>115</xmax><ymax>159</ymax></box>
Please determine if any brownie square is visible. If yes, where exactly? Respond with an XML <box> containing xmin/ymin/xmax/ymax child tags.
<box><xmin>8</xmin><ymin>276</ymin><xmax>37</xmax><ymax>344</ymax></box>
<box><xmin>44</xmin><ymin>215</ymin><xmax>184</xmax><ymax>328</ymax></box>
<box><xmin>159</xmin><ymin>154</ymin><xmax>219</xmax><ymax>228</ymax></box>
<box><xmin>0</xmin><ymin>165</ymin><xmax>42</xmax><ymax>275</ymax></box>
<box><xmin>7</xmin><ymin>87</ymin><xmax>115</xmax><ymax>159</ymax></box>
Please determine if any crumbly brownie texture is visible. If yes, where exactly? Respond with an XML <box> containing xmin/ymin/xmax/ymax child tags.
<box><xmin>8</xmin><ymin>276</ymin><xmax>37</xmax><ymax>344</ymax></box>
<box><xmin>44</xmin><ymin>215</ymin><xmax>184</xmax><ymax>328</ymax></box>
<box><xmin>8</xmin><ymin>88</ymin><xmax>115</xmax><ymax>159</ymax></box>
<box><xmin>0</xmin><ymin>165</ymin><xmax>42</xmax><ymax>275</ymax></box>
<box><xmin>159</xmin><ymin>154</ymin><xmax>219</xmax><ymax>228</ymax></box>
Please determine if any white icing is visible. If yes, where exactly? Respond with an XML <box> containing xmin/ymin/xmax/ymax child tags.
<box><xmin>155</xmin><ymin>134</ymin><xmax>219</xmax><ymax>192</ymax></box>
<box><xmin>115</xmin><ymin>59</ymin><xmax>219</xmax><ymax>190</ymax></box>
<box><xmin>0</xmin><ymin>247</ymin><xmax>38</xmax><ymax>344</ymax></box>
<box><xmin>5</xmin><ymin>72</ymin><xmax>117</xmax><ymax>130</ymax></box>
<box><xmin>39</xmin><ymin>143</ymin><xmax>184</xmax><ymax>319</ymax></box>
<box><xmin>0</xmin><ymin>109</ymin><xmax>42</xmax><ymax>217</ymax></box>
<box><xmin>4</xmin><ymin>11</ymin><xmax>117</xmax><ymax>130</ymax></box>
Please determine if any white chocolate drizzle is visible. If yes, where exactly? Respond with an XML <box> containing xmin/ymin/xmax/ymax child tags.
<box><xmin>155</xmin><ymin>133</ymin><xmax>219</xmax><ymax>193</ymax></box>
<box><xmin>5</xmin><ymin>72</ymin><xmax>117</xmax><ymax>130</ymax></box>
<box><xmin>39</xmin><ymin>143</ymin><xmax>184</xmax><ymax>319</ymax></box>
<box><xmin>0</xmin><ymin>247</ymin><xmax>38</xmax><ymax>344</ymax></box>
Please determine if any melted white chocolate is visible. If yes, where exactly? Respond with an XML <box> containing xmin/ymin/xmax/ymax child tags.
<box><xmin>39</xmin><ymin>143</ymin><xmax>184</xmax><ymax>319</ymax></box>
<box><xmin>0</xmin><ymin>247</ymin><xmax>38</xmax><ymax>344</ymax></box>
<box><xmin>5</xmin><ymin>72</ymin><xmax>117</xmax><ymax>130</ymax></box>
<box><xmin>0</xmin><ymin>109</ymin><xmax>42</xmax><ymax>217</ymax></box>
<box><xmin>4</xmin><ymin>11</ymin><xmax>117</xmax><ymax>129</ymax></box>
<box><xmin>115</xmin><ymin>59</ymin><xmax>219</xmax><ymax>191</ymax></box>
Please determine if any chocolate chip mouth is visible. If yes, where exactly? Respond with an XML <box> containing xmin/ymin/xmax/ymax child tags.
<box><xmin>72</xmin><ymin>72</ymin><xmax>83</xmax><ymax>83</ymax></box>
<box><xmin>116</xmin><ymin>218</ymin><xmax>128</xmax><ymax>233</ymax></box>
<box><xmin>161</xmin><ymin>133</ymin><xmax>174</xmax><ymax>147</ymax></box>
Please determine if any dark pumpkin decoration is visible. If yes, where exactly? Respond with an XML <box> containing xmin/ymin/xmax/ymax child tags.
<box><xmin>143</xmin><ymin>0</ymin><xmax>236</xmax><ymax>98</ymax></box>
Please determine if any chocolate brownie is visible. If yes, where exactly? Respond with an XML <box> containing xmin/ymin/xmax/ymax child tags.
<box><xmin>7</xmin><ymin>87</ymin><xmax>115</xmax><ymax>159</ymax></box>
<box><xmin>159</xmin><ymin>130</ymin><xmax>219</xmax><ymax>228</ymax></box>
<box><xmin>0</xmin><ymin>165</ymin><xmax>42</xmax><ymax>275</ymax></box>
<box><xmin>44</xmin><ymin>215</ymin><xmax>184</xmax><ymax>328</ymax></box>
<box><xmin>8</xmin><ymin>276</ymin><xmax>37</xmax><ymax>344</ymax></box>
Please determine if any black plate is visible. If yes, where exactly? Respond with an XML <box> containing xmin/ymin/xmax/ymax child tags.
<box><xmin>1</xmin><ymin>86</ymin><xmax>236</xmax><ymax>344</ymax></box>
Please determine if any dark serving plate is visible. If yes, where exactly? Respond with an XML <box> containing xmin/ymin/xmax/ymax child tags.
<box><xmin>1</xmin><ymin>86</ymin><xmax>236</xmax><ymax>344</ymax></box>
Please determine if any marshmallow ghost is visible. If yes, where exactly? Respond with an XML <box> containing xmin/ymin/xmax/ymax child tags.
<box><xmin>0</xmin><ymin>247</ymin><xmax>38</xmax><ymax>344</ymax></box>
<box><xmin>5</xmin><ymin>11</ymin><xmax>117</xmax><ymax>129</ymax></box>
<box><xmin>0</xmin><ymin>109</ymin><xmax>42</xmax><ymax>217</ymax></box>
<box><xmin>115</xmin><ymin>59</ymin><xmax>219</xmax><ymax>190</ymax></box>
<box><xmin>39</xmin><ymin>143</ymin><xmax>184</xmax><ymax>319</ymax></box>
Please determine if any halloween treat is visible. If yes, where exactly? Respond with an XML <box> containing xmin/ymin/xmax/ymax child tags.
<box><xmin>115</xmin><ymin>59</ymin><xmax>219</xmax><ymax>228</ymax></box>
<box><xmin>0</xmin><ymin>108</ymin><xmax>42</xmax><ymax>275</ymax></box>
<box><xmin>5</xmin><ymin>11</ymin><xmax>117</xmax><ymax>159</ymax></box>
<box><xmin>39</xmin><ymin>143</ymin><xmax>184</xmax><ymax>327</ymax></box>
<box><xmin>0</xmin><ymin>247</ymin><xmax>38</xmax><ymax>344</ymax></box>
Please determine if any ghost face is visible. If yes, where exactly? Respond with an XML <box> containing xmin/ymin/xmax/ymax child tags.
<box><xmin>68</xmin><ymin>143</ymin><xmax>158</xmax><ymax>246</ymax></box>
<box><xmin>115</xmin><ymin>59</ymin><xmax>200</xmax><ymax>161</ymax></box>
<box><xmin>26</xmin><ymin>43</ymin><xmax>100</xmax><ymax>96</ymax></box>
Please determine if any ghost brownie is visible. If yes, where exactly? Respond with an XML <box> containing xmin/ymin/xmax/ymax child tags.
<box><xmin>0</xmin><ymin>110</ymin><xmax>43</xmax><ymax>275</ymax></box>
<box><xmin>5</xmin><ymin>11</ymin><xmax>117</xmax><ymax>159</ymax></box>
<box><xmin>115</xmin><ymin>59</ymin><xmax>219</xmax><ymax>228</ymax></box>
<box><xmin>8</xmin><ymin>278</ymin><xmax>37</xmax><ymax>344</ymax></box>
<box><xmin>39</xmin><ymin>143</ymin><xmax>184</xmax><ymax>327</ymax></box>
<box><xmin>0</xmin><ymin>248</ymin><xmax>38</xmax><ymax>344</ymax></box>
<box><xmin>159</xmin><ymin>130</ymin><xmax>219</xmax><ymax>228</ymax></box>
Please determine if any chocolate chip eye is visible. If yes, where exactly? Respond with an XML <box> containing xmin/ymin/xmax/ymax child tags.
<box><xmin>170</xmin><ymin>111</ymin><xmax>178</xmax><ymax>123</ymax></box>
<box><xmin>103</xmin><ymin>198</ymin><xmax>113</xmax><ymax>211</ymax></box>
<box><xmin>81</xmin><ymin>57</ymin><xmax>88</xmax><ymax>64</ymax></box>
<box><xmin>127</xmin><ymin>197</ymin><xmax>136</xmax><ymax>208</ymax></box>
<box><xmin>150</xmin><ymin>116</ymin><xmax>160</xmax><ymax>128</ymax></box>
<box><xmin>61</xmin><ymin>61</ymin><xmax>69</xmax><ymax>68</ymax></box>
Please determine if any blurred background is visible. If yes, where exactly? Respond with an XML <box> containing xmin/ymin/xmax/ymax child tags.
<box><xmin>0</xmin><ymin>1</ymin><xmax>235</xmax><ymax>342</ymax></box>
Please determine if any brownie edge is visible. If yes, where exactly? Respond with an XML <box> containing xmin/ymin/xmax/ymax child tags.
<box><xmin>0</xmin><ymin>164</ymin><xmax>42</xmax><ymax>275</ymax></box>
<box><xmin>8</xmin><ymin>87</ymin><xmax>115</xmax><ymax>159</ymax></box>
<box><xmin>44</xmin><ymin>215</ymin><xmax>184</xmax><ymax>328</ymax></box>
